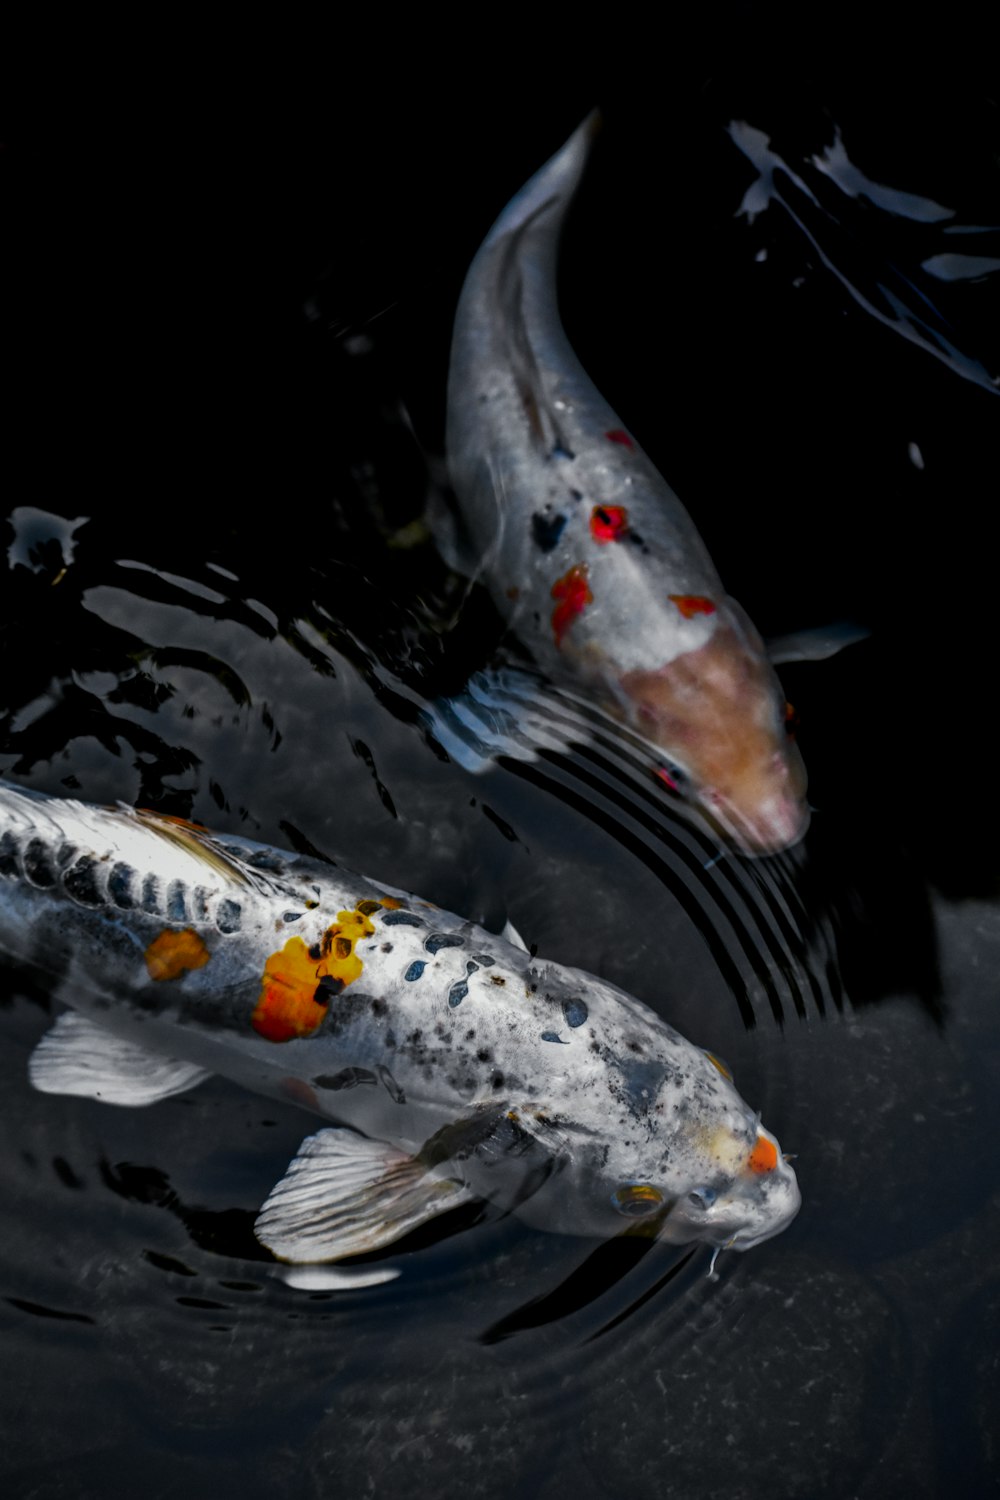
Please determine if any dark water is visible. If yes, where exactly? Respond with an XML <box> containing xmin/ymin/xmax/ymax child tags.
<box><xmin>3</xmin><ymin>33</ymin><xmax>1000</xmax><ymax>1500</ymax></box>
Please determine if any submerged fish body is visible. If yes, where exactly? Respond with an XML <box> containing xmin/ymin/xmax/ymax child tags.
<box><xmin>1</xmin><ymin>781</ymin><xmax>799</xmax><ymax>1266</ymax></box>
<box><xmin>446</xmin><ymin>117</ymin><xmax>808</xmax><ymax>855</ymax></box>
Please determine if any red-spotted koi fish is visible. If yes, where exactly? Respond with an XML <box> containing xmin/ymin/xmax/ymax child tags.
<box><xmin>445</xmin><ymin>115</ymin><xmax>820</xmax><ymax>855</ymax></box>
<box><xmin>2</xmin><ymin>781</ymin><xmax>799</xmax><ymax>1273</ymax></box>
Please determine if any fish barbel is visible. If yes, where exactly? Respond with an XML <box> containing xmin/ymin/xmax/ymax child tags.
<box><xmin>1</xmin><ymin>780</ymin><xmax>800</xmax><ymax>1268</ymax></box>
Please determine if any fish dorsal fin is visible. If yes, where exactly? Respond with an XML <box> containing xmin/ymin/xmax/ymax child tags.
<box><xmin>129</xmin><ymin>807</ymin><xmax>264</xmax><ymax>890</ymax></box>
<box><xmin>29</xmin><ymin>1012</ymin><xmax>211</xmax><ymax>1106</ymax></box>
<box><xmin>501</xmin><ymin>918</ymin><xmax>529</xmax><ymax>952</ymax></box>
<box><xmin>255</xmin><ymin>1127</ymin><xmax>474</xmax><ymax>1264</ymax></box>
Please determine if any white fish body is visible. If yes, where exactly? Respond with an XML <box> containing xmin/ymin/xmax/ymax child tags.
<box><xmin>1</xmin><ymin>780</ymin><xmax>800</xmax><ymax>1266</ymax></box>
<box><xmin>446</xmin><ymin>117</ymin><xmax>809</xmax><ymax>855</ymax></box>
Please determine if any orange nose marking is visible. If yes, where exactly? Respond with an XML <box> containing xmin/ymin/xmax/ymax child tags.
<box><xmin>748</xmin><ymin>1135</ymin><xmax>779</xmax><ymax>1174</ymax></box>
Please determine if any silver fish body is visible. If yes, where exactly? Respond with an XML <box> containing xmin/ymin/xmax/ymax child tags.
<box><xmin>1</xmin><ymin>780</ymin><xmax>800</xmax><ymax>1264</ymax></box>
<box><xmin>446</xmin><ymin>117</ymin><xmax>808</xmax><ymax>855</ymax></box>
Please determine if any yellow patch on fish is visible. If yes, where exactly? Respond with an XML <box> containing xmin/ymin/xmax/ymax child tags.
<box><xmin>252</xmin><ymin>908</ymin><xmax>375</xmax><ymax>1043</ymax></box>
<box><xmin>145</xmin><ymin>928</ymin><xmax>211</xmax><ymax>981</ymax></box>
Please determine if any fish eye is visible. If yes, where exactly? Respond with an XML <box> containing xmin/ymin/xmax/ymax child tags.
<box><xmin>687</xmin><ymin>1187</ymin><xmax>717</xmax><ymax>1211</ymax></box>
<box><xmin>611</xmin><ymin>1183</ymin><xmax>664</xmax><ymax>1218</ymax></box>
<box><xmin>656</xmin><ymin>762</ymin><xmax>688</xmax><ymax>794</ymax></box>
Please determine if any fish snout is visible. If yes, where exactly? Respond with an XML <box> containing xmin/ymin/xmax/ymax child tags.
<box><xmin>702</xmin><ymin>745</ymin><xmax>810</xmax><ymax>857</ymax></box>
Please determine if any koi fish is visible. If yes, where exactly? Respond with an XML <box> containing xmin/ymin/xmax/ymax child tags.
<box><xmin>445</xmin><ymin>115</ymin><xmax>819</xmax><ymax>855</ymax></box>
<box><xmin>1</xmin><ymin>781</ymin><xmax>800</xmax><ymax>1271</ymax></box>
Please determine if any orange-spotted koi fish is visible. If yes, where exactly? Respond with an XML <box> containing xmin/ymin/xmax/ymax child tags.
<box><xmin>2</xmin><ymin>780</ymin><xmax>799</xmax><ymax>1274</ymax></box>
<box><xmin>444</xmin><ymin>114</ymin><xmax>849</xmax><ymax>855</ymax></box>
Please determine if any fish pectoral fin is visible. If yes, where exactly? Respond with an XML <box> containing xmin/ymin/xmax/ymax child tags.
<box><xmin>766</xmin><ymin>620</ymin><xmax>871</xmax><ymax>664</ymax></box>
<box><xmin>419</xmin><ymin>667</ymin><xmax>591</xmax><ymax>774</ymax></box>
<box><xmin>28</xmin><ymin>1012</ymin><xmax>212</xmax><ymax>1106</ymax></box>
<box><xmin>254</xmin><ymin>1127</ymin><xmax>474</xmax><ymax>1264</ymax></box>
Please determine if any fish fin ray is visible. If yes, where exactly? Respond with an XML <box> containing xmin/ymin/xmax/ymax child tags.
<box><xmin>29</xmin><ymin>1012</ymin><xmax>211</xmax><ymax>1106</ymax></box>
<box><xmin>254</xmin><ymin>1126</ymin><xmax>474</xmax><ymax>1263</ymax></box>
<box><xmin>767</xmin><ymin>621</ymin><xmax>870</xmax><ymax>664</ymax></box>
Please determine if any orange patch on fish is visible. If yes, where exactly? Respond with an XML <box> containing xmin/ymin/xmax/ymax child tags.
<box><xmin>252</xmin><ymin>907</ymin><xmax>375</xmax><ymax>1043</ymax></box>
<box><xmin>551</xmin><ymin>564</ymin><xmax>592</xmax><ymax>646</ymax></box>
<box><xmin>379</xmin><ymin>896</ymin><xmax>402</xmax><ymax>909</ymax></box>
<box><xmin>590</xmin><ymin>505</ymin><xmax>629</xmax><ymax>543</ymax></box>
<box><xmin>747</xmin><ymin>1135</ymin><xmax>779</xmax><ymax>1174</ymax></box>
<box><xmin>669</xmin><ymin>594</ymin><xmax>717</xmax><ymax>620</ymax></box>
<box><xmin>145</xmin><ymin>928</ymin><xmax>211</xmax><ymax>981</ymax></box>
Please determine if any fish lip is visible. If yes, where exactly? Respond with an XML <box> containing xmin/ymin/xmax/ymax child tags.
<box><xmin>704</xmin><ymin>797</ymin><xmax>811</xmax><ymax>858</ymax></box>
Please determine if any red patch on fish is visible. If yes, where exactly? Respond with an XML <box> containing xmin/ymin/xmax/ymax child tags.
<box><xmin>747</xmin><ymin>1135</ymin><xmax>779</xmax><ymax>1174</ymax></box>
<box><xmin>605</xmin><ymin>428</ymin><xmax>633</xmax><ymax>449</ymax></box>
<box><xmin>590</xmin><ymin>505</ymin><xmax>629</xmax><ymax>543</ymax></box>
<box><xmin>669</xmin><ymin>594</ymin><xmax>716</xmax><ymax>620</ymax></box>
<box><xmin>784</xmin><ymin>701</ymin><xmax>799</xmax><ymax>739</ymax></box>
<box><xmin>655</xmin><ymin>768</ymin><xmax>679</xmax><ymax>793</ymax></box>
<box><xmin>252</xmin><ymin>908</ymin><xmax>375</xmax><ymax>1043</ymax></box>
<box><xmin>551</xmin><ymin>564</ymin><xmax>592</xmax><ymax>646</ymax></box>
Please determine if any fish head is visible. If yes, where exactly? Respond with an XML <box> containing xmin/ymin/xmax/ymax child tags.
<box><xmin>598</xmin><ymin>1049</ymin><xmax>801</xmax><ymax>1253</ymax></box>
<box><xmin>619</xmin><ymin>612</ymin><xmax>809</xmax><ymax>855</ymax></box>
<box><xmin>508</xmin><ymin>996</ymin><xmax>801</xmax><ymax>1254</ymax></box>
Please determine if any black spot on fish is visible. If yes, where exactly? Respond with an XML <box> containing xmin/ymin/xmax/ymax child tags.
<box><xmin>23</xmin><ymin>839</ymin><xmax>56</xmax><ymax>888</ymax></box>
<box><xmin>541</xmin><ymin>1031</ymin><xmax>568</xmax><ymax>1044</ymax></box>
<box><xmin>191</xmin><ymin>888</ymin><xmax>210</xmax><ymax>922</ymax></box>
<box><xmin>166</xmin><ymin>880</ymin><xmax>187</xmax><ymax>923</ymax></box>
<box><xmin>405</xmin><ymin>961</ymin><xmax>426</xmax><ymax>982</ymax></box>
<box><xmin>56</xmin><ymin>842</ymin><xmax>78</xmax><ymax>870</ymax></box>
<box><xmin>425</xmin><ymin>933</ymin><xmax>464</xmax><ymax>955</ymax></box>
<box><xmin>0</xmin><ymin>834</ymin><xmax>20</xmax><ymax>876</ymax></box>
<box><xmin>490</xmin><ymin>975</ymin><xmax>506</xmax><ymax>987</ymax></box>
<box><xmin>466</xmin><ymin>961</ymin><xmax>480</xmax><ymax>976</ymax></box>
<box><xmin>371</xmin><ymin>998</ymin><xmax>387</xmax><ymax>1018</ymax></box>
<box><xmin>141</xmin><ymin>874</ymin><xmax>160</xmax><ymax>914</ymax></box>
<box><xmin>216</xmin><ymin>899</ymin><xmax>242</xmax><ymax>934</ymax></box>
<box><xmin>448</xmin><ymin>980</ymin><xmax>469</xmax><ymax>1007</ymax></box>
<box><xmin>309</xmin><ymin>943</ymin><xmax>322</xmax><ymax>961</ymax></box>
<box><xmin>381</xmin><ymin>943</ymin><xmax>393</xmax><ymax>953</ymax></box>
<box><xmin>470</xmin><ymin>953</ymin><xmax>495</xmax><ymax>966</ymax></box>
<box><xmin>108</xmin><ymin>862</ymin><xmax>135</xmax><ymax>908</ymax></box>
<box><xmin>570</xmin><ymin>488</ymin><xmax>584</xmax><ymax>502</ymax></box>
<box><xmin>532</xmin><ymin>511</ymin><xmax>567</xmax><ymax>551</ymax></box>
<box><xmin>476</xmin><ymin>1047</ymin><xmax>492</xmax><ymax>1063</ymax></box>
<box><xmin>562</xmin><ymin>997</ymin><xmax>589</xmax><ymax>1028</ymax></box>
<box><xmin>63</xmin><ymin>857</ymin><xmax>103</xmax><ymax>908</ymax></box>
<box><xmin>282</xmin><ymin>911</ymin><xmax>303</xmax><ymax>923</ymax></box>
<box><xmin>491</xmin><ymin>1071</ymin><xmax>505</xmax><ymax>1091</ymax></box>
<box><xmin>356</xmin><ymin>899</ymin><xmax>382</xmax><ymax>916</ymax></box>
<box><xmin>313</xmin><ymin>975</ymin><xmax>344</xmax><ymax>1005</ymax></box>
<box><xmin>376</xmin><ymin>1064</ymin><xmax>406</xmax><ymax>1105</ymax></box>
<box><xmin>382</xmin><ymin>910</ymin><xmax>424</xmax><ymax>928</ymax></box>
<box><xmin>314</xmin><ymin>1067</ymin><xmax>377</xmax><ymax>1091</ymax></box>
<box><xmin>334</xmin><ymin>936</ymin><xmax>352</xmax><ymax>960</ymax></box>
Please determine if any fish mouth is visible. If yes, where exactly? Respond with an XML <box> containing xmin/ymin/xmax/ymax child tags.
<box><xmin>701</xmin><ymin>791</ymin><xmax>811</xmax><ymax>858</ymax></box>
